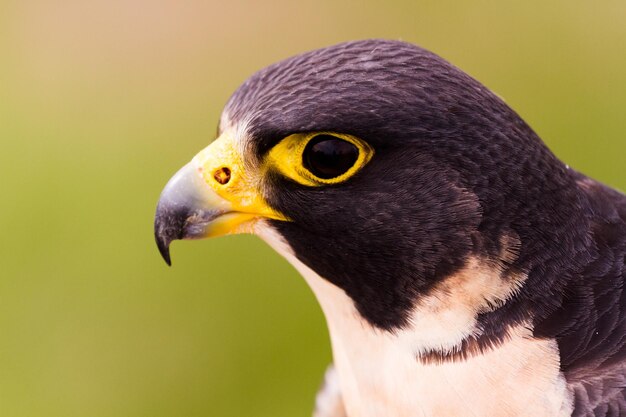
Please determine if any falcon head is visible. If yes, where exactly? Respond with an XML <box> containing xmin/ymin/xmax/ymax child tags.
<box><xmin>154</xmin><ymin>39</ymin><xmax>584</xmax><ymax>338</ymax></box>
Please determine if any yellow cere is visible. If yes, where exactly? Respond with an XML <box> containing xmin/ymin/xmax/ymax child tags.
<box><xmin>265</xmin><ymin>132</ymin><xmax>374</xmax><ymax>186</ymax></box>
<box><xmin>191</xmin><ymin>133</ymin><xmax>288</xmax><ymax>236</ymax></box>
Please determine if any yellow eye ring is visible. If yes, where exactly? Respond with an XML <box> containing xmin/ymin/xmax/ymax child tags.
<box><xmin>265</xmin><ymin>132</ymin><xmax>374</xmax><ymax>186</ymax></box>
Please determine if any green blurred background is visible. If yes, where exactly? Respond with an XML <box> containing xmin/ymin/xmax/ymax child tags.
<box><xmin>1</xmin><ymin>1</ymin><xmax>624</xmax><ymax>416</ymax></box>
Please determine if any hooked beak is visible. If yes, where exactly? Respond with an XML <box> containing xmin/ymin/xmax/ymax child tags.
<box><xmin>154</xmin><ymin>133</ymin><xmax>287</xmax><ymax>266</ymax></box>
<box><xmin>154</xmin><ymin>162</ymin><xmax>230</xmax><ymax>265</ymax></box>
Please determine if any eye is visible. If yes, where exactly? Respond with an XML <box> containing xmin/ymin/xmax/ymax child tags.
<box><xmin>303</xmin><ymin>135</ymin><xmax>359</xmax><ymax>179</ymax></box>
<box><xmin>265</xmin><ymin>131</ymin><xmax>374</xmax><ymax>186</ymax></box>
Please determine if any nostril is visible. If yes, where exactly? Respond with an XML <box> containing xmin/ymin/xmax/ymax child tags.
<box><xmin>213</xmin><ymin>167</ymin><xmax>231</xmax><ymax>185</ymax></box>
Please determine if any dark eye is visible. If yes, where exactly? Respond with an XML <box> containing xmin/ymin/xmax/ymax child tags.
<box><xmin>302</xmin><ymin>135</ymin><xmax>360</xmax><ymax>179</ymax></box>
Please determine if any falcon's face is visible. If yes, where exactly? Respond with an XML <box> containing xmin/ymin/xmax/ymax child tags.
<box><xmin>155</xmin><ymin>40</ymin><xmax>557</xmax><ymax>331</ymax></box>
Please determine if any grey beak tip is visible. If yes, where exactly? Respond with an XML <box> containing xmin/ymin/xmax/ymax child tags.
<box><xmin>154</xmin><ymin>207</ymin><xmax>182</xmax><ymax>267</ymax></box>
<box><xmin>156</xmin><ymin>235</ymin><xmax>173</xmax><ymax>266</ymax></box>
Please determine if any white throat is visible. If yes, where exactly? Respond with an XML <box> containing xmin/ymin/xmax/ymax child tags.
<box><xmin>256</xmin><ymin>224</ymin><xmax>573</xmax><ymax>417</ymax></box>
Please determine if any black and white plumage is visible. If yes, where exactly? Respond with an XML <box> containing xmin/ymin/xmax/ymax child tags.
<box><xmin>154</xmin><ymin>40</ymin><xmax>626</xmax><ymax>416</ymax></box>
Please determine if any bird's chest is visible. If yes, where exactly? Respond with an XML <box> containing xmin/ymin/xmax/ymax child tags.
<box><xmin>330</xmin><ymin>328</ymin><xmax>572</xmax><ymax>417</ymax></box>
<box><xmin>303</xmin><ymin>271</ymin><xmax>573</xmax><ymax>417</ymax></box>
<box><xmin>262</xmin><ymin>229</ymin><xmax>574</xmax><ymax>417</ymax></box>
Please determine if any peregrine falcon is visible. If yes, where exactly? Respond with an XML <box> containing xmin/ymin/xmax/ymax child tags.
<box><xmin>154</xmin><ymin>40</ymin><xmax>626</xmax><ymax>416</ymax></box>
